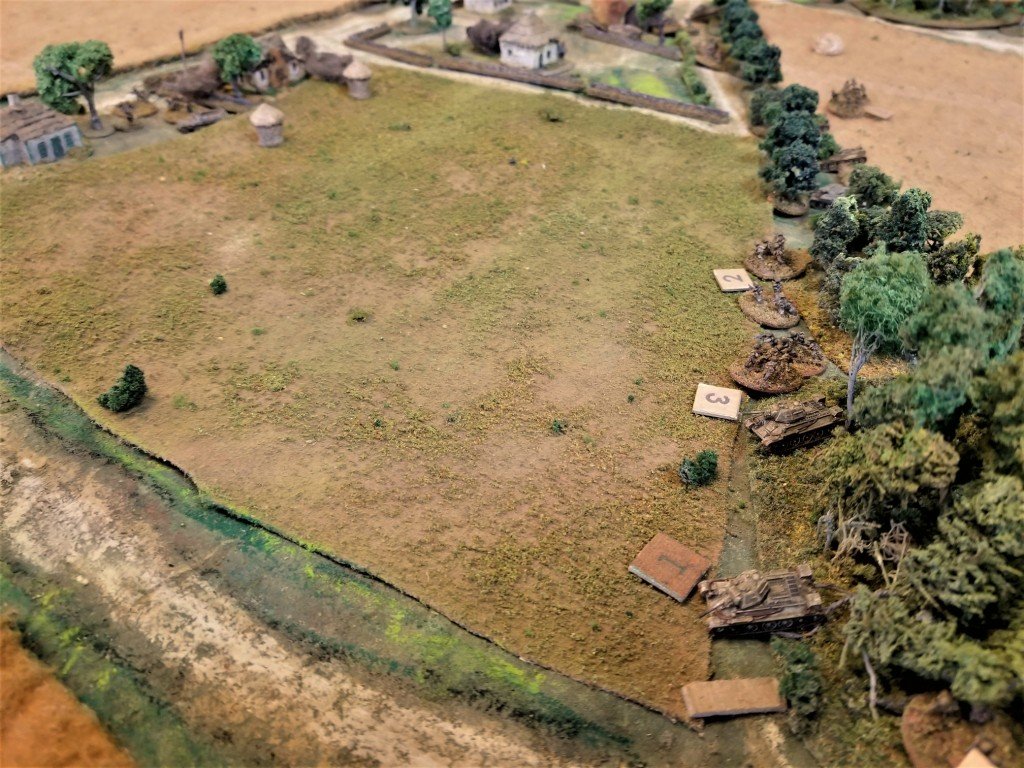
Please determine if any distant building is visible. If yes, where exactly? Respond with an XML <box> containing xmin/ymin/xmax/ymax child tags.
<box><xmin>499</xmin><ymin>14</ymin><xmax>564</xmax><ymax>69</ymax></box>
<box><xmin>247</xmin><ymin>35</ymin><xmax>305</xmax><ymax>92</ymax></box>
<box><xmin>465</xmin><ymin>0</ymin><xmax>512</xmax><ymax>12</ymax></box>
<box><xmin>1</xmin><ymin>96</ymin><xmax>83</xmax><ymax>168</ymax></box>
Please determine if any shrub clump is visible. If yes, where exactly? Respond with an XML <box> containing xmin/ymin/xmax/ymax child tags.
<box><xmin>97</xmin><ymin>365</ymin><xmax>147</xmax><ymax>412</ymax></box>
<box><xmin>771</xmin><ymin>637</ymin><xmax>823</xmax><ymax>734</ymax></box>
<box><xmin>210</xmin><ymin>274</ymin><xmax>228</xmax><ymax>295</ymax></box>
<box><xmin>678</xmin><ymin>450</ymin><xmax>718</xmax><ymax>486</ymax></box>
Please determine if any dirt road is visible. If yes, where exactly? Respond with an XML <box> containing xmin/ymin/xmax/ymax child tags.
<box><xmin>0</xmin><ymin>404</ymin><xmax>610</xmax><ymax>766</ymax></box>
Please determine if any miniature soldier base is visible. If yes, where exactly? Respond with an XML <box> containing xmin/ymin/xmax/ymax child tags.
<box><xmin>692</xmin><ymin>383</ymin><xmax>742</xmax><ymax>421</ymax></box>
<box><xmin>713</xmin><ymin>268</ymin><xmax>755</xmax><ymax>292</ymax></box>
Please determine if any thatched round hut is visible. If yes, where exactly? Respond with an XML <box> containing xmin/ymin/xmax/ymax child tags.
<box><xmin>343</xmin><ymin>60</ymin><xmax>372</xmax><ymax>100</ymax></box>
<box><xmin>249</xmin><ymin>103</ymin><xmax>284</xmax><ymax>147</ymax></box>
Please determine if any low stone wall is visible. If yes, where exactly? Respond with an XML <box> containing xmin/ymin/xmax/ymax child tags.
<box><xmin>436</xmin><ymin>56</ymin><xmax>585</xmax><ymax>92</ymax></box>
<box><xmin>346</xmin><ymin>25</ymin><xmax>436</xmax><ymax>67</ymax></box>
<box><xmin>575</xmin><ymin>23</ymin><xmax>682</xmax><ymax>61</ymax></box>
<box><xmin>345</xmin><ymin>24</ymin><xmax>730</xmax><ymax>125</ymax></box>
<box><xmin>584</xmin><ymin>83</ymin><xmax>730</xmax><ymax>124</ymax></box>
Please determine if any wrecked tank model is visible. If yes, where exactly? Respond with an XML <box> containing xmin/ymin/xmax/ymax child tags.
<box><xmin>745</xmin><ymin>397</ymin><xmax>843</xmax><ymax>453</ymax></box>
<box><xmin>697</xmin><ymin>564</ymin><xmax>825</xmax><ymax>638</ymax></box>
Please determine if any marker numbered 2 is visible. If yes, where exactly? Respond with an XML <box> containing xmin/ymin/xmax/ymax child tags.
<box><xmin>713</xmin><ymin>269</ymin><xmax>754</xmax><ymax>292</ymax></box>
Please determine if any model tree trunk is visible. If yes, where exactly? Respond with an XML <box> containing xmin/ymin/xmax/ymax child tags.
<box><xmin>82</xmin><ymin>86</ymin><xmax>102</xmax><ymax>130</ymax></box>
<box><xmin>846</xmin><ymin>331</ymin><xmax>875</xmax><ymax>425</ymax></box>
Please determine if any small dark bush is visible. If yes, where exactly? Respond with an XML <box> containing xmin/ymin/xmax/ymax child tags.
<box><xmin>678</xmin><ymin>449</ymin><xmax>718</xmax><ymax>486</ymax></box>
<box><xmin>551</xmin><ymin>419</ymin><xmax>568</xmax><ymax>435</ymax></box>
<box><xmin>771</xmin><ymin>637</ymin><xmax>823</xmax><ymax>734</ymax></box>
<box><xmin>210</xmin><ymin>274</ymin><xmax>227</xmax><ymax>295</ymax></box>
<box><xmin>98</xmin><ymin>365</ymin><xmax>147</xmax><ymax>412</ymax></box>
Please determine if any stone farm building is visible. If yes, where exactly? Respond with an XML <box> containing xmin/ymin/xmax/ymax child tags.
<box><xmin>499</xmin><ymin>14</ymin><xmax>565</xmax><ymax>69</ymax></box>
<box><xmin>247</xmin><ymin>34</ymin><xmax>305</xmax><ymax>92</ymax></box>
<box><xmin>0</xmin><ymin>98</ymin><xmax>82</xmax><ymax>167</ymax></box>
<box><xmin>466</xmin><ymin>0</ymin><xmax>512</xmax><ymax>13</ymax></box>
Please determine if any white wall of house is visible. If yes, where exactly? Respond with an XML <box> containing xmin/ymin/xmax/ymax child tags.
<box><xmin>499</xmin><ymin>41</ymin><xmax>559</xmax><ymax>69</ymax></box>
<box><xmin>466</xmin><ymin>0</ymin><xmax>511</xmax><ymax>13</ymax></box>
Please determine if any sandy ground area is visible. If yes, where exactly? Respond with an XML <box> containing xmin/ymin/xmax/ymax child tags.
<box><xmin>0</xmin><ymin>405</ymin><xmax>602</xmax><ymax>767</ymax></box>
<box><xmin>0</xmin><ymin>622</ymin><xmax>135</xmax><ymax>768</ymax></box>
<box><xmin>0</xmin><ymin>0</ymin><xmax>358</xmax><ymax>93</ymax></box>
<box><xmin>755</xmin><ymin>1</ymin><xmax>1024</xmax><ymax>251</ymax></box>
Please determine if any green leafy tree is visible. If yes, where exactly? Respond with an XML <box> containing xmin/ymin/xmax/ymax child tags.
<box><xmin>211</xmin><ymin>33</ymin><xmax>262</xmax><ymax>96</ymax></box>
<box><xmin>976</xmin><ymin>248</ymin><xmax>1024</xmax><ymax>358</ymax></box>
<box><xmin>637</xmin><ymin>0</ymin><xmax>673</xmax><ymax>43</ymax></box>
<box><xmin>925</xmin><ymin>233</ymin><xmax>979</xmax><ymax>285</ymax></box>
<box><xmin>98</xmin><ymin>365</ymin><xmax>147</xmax><ymax>413</ymax></box>
<box><xmin>810</xmin><ymin>196</ymin><xmax>860</xmax><ymax>267</ymax></box>
<box><xmin>739</xmin><ymin>40</ymin><xmax>782</xmax><ymax>85</ymax></box>
<box><xmin>971</xmin><ymin>352</ymin><xmax>1024</xmax><ymax>476</ymax></box>
<box><xmin>778</xmin><ymin>83</ymin><xmax>819</xmax><ymax>113</ymax></box>
<box><xmin>761</xmin><ymin>111</ymin><xmax>820</xmax><ymax>156</ymax></box>
<box><xmin>847</xmin><ymin>165</ymin><xmax>899</xmax><ymax>209</ymax></box>
<box><xmin>210</xmin><ymin>274</ymin><xmax>228</xmax><ymax>295</ymax></box>
<box><xmin>427</xmin><ymin>0</ymin><xmax>453</xmax><ymax>43</ymax></box>
<box><xmin>748</xmin><ymin>86</ymin><xmax>781</xmax><ymax>127</ymax></box>
<box><xmin>721</xmin><ymin>0</ymin><xmax>759</xmax><ymax>41</ymax></box>
<box><xmin>818</xmin><ymin>130</ymin><xmax>840</xmax><ymax>161</ymax></box>
<box><xmin>839</xmin><ymin>248</ymin><xmax>929</xmax><ymax>415</ymax></box>
<box><xmin>924</xmin><ymin>210</ymin><xmax>964</xmax><ymax>251</ymax></box>
<box><xmin>728</xmin><ymin>21</ymin><xmax>765</xmax><ymax>59</ymax></box>
<box><xmin>33</xmin><ymin>41</ymin><xmax>113</xmax><ymax>130</ymax></box>
<box><xmin>873</xmin><ymin>188</ymin><xmax>932</xmax><ymax>253</ymax></box>
<box><xmin>771</xmin><ymin>639</ymin><xmax>823</xmax><ymax>734</ymax></box>
<box><xmin>819</xmin><ymin>422</ymin><xmax>959</xmax><ymax>534</ymax></box>
<box><xmin>762</xmin><ymin>141</ymin><xmax>819</xmax><ymax>202</ymax></box>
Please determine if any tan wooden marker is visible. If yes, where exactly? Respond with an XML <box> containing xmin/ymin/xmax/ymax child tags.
<box><xmin>629</xmin><ymin>533</ymin><xmax>710</xmax><ymax>602</ymax></box>
<box><xmin>692</xmin><ymin>383</ymin><xmax>742</xmax><ymax>421</ymax></box>
<box><xmin>681</xmin><ymin>678</ymin><xmax>787</xmax><ymax>719</ymax></box>
<box><xmin>713</xmin><ymin>268</ymin><xmax>754</xmax><ymax>292</ymax></box>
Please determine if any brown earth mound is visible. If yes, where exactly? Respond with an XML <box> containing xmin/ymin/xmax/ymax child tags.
<box><xmin>0</xmin><ymin>621</ymin><xmax>134</xmax><ymax>768</ymax></box>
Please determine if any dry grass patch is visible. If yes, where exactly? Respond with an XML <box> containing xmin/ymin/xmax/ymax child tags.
<box><xmin>0</xmin><ymin>71</ymin><xmax>769</xmax><ymax>716</ymax></box>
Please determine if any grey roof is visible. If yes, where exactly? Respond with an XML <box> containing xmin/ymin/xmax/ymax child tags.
<box><xmin>1</xmin><ymin>101</ymin><xmax>77</xmax><ymax>143</ymax></box>
<box><xmin>501</xmin><ymin>13</ymin><xmax>558</xmax><ymax>48</ymax></box>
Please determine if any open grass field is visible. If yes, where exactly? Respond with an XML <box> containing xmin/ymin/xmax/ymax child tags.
<box><xmin>0</xmin><ymin>69</ymin><xmax>769</xmax><ymax>716</ymax></box>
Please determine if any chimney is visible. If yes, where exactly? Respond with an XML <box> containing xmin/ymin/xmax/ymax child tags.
<box><xmin>6</xmin><ymin>93</ymin><xmax>21</xmax><ymax>109</ymax></box>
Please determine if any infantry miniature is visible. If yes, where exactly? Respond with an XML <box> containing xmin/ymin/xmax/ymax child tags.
<box><xmin>744</xmin><ymin>233</ymin><xmax>810</xmax><ymax>280</ymax></box>
<box><xmin>344</xmin><ymin>59</ymin><xmax>372</xmax><ymax>99</ymax></box>
<box><xmin>828</xmin><ymin>78</ymin><xmax>868</xmax><ymax>118</ymax></box>
<box><xmin>249</xmin><ymin>103</ymin><xmax>284</xmax><ymax>147</ymax></box>
<box><xmin>738</xmin><ymin>280</ymin><xmax>800</xmax><ymax>329</ymax></box>
<box><xmin>729</xmin><ymin>332</ymin><xmax>825</xmax><ymax>393</ymax></box>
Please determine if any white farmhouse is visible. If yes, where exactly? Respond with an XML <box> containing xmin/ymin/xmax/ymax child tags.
<box><xmin>499</xmin><ymin>14</ymin><xmax>565</xmax><ymax>70</ymax></box>
<box><xmin>465</xmin><ymin>0</ymin><xmax>512</xmax><ymax>13</ymax></box>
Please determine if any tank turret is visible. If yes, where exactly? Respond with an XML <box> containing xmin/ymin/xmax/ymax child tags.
<box><xmin>697</xmin><ymin>565</ymin><xmax>825</xmax><ymax>638</ymax></box>
<box><xmin>745</xmin><ymin>397</ymin><xmax>843</xmax><ymax>453</ymax></box>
